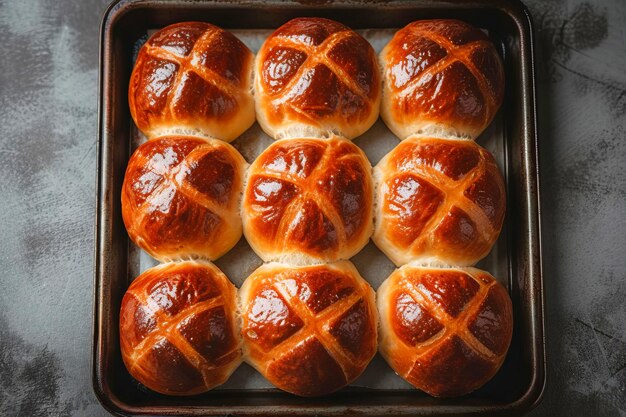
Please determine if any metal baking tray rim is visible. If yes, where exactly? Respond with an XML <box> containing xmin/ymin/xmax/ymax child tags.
<box><xmin>93</xmin><ymin>0</ymin><xmax>546</xmax><ymax>415</ymax></box>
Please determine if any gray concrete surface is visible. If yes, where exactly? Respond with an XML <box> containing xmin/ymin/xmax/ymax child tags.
<box><xmin>0</xmin><ymin>0</ymin><xmax>624</xmax><ymax>415</ymax></box>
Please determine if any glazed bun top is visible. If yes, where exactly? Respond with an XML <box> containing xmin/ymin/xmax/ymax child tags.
<box><xmin>121</xmin><ymin>136</ymin><xmax>246</xmax><ymax>262</ymax></box>
<box><xmin>377</xmin><ymin>265</ymin><xmax>512</xmax><ymax>397</ymax></box>
<box><xmin>255</xmin><ymin>17</ymin><xmax>381</xmax><ymax>140</ymax></box>
<box><xmin>380</xmin><ymin>19</ymin><xmax>504</xmax><ymax>140</ymax></box>
<box><xmin>373</xmin><ymin>137</ymin><xmax>506</xmax><ymax>267</ymax></box>
<box><xmin>119</xmin><ymin>260</ymin><xmax>241</xmax><ymax>395</ymax></box>
<box><xmin>239</xmin><ymin>261</ymin><xmax>378</xmax><ymax>397</ymax></box>
<box><xmin>242</xmin><ymin>135</ymin><xmax>373</xmax><ymax>265</ymax></box>
<box><xmin>129</xmin><ymin>22</ymin><xmax>255</xmax><ymax>142</ymax></box>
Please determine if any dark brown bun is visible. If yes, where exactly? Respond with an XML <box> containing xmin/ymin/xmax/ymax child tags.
<box><xmin>122</xmin><ymin>136</ymin><xmax>246</xmax><ymax>261</ymax></box>
<box><xmin>129</xmin><ymin>22</ymin><xmax>255</xmax><ymax>142</ymax></box>
<box><xmin>119</xmin><ymin>261</ymin><xmax>241</xmax><ymax>395</ymax></box>
<box><xmin>240</xmin><ymin>261</ymin><xmax>377</xmax><ymax>397</ymax></box>
<box><xmin>255</xmin><ymin>17</ymin><xmax>380</xmax><ymax>140</ymax></box>
<box><xmin>377</xmin><ymin>265</ymin><xmax>512</xmax><ymax>397</ymax></box>
<box><xmin>380</xmin><ymin>19</ymin><xmax>504</xmax><ymax>140</ymax></box>
<box><xmin>373</xmin><ymin>137</ymin><xmax>505</xmax><ymax>267</ymax></box>
<box><xmin>242</xmin><ymin>135</ymin><xmax>373</xmax><ymax>264</ymax></box>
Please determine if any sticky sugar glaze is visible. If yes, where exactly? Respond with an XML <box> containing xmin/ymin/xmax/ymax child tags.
<box><xmin>380</xmin><ymin>19</ymin><xmax>505</xmax><ymax>140</ymax></box>
<box><xmin>255</xmin><ymin>18</ymin><xmax>381</xmax><ymax>140</ymax></box>
<box><xmin>378</xmin><ymin>266</ymin><xmax>512</xmax><ymax>397</ymax></box>
<box><xmin>122</xmin><ymin>136</ymin><xmax>246</xmax><ymax>261</ymax></box>
<box><xmin>119</xmin><ymin>261</ymin><xmax>241</xmax><ymax>395</ymax></box>
<box><xmin>374</xmin><ymin>137</ymin><xmax>506</xmax><ymax>267</ymax></box>
<box><xmin>243</xmin><ymin>136</ymin><xmax>373</xmax><ymax>264</ymax></box>
<box><xmin>129</xmin><ymin>22</ymin><xmax>255</xmax><ymax>142</ymax></box>
<box><xmin>239</xmin><ymin>261</ymin><xmax>377</xmax><ymax>397</ymax></box>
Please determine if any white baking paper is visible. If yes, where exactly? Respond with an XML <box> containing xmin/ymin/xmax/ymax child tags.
<box><xmin>128</xmin><ymin>28</ymin><xmax>509</xmax><ymax>392</ymax></box>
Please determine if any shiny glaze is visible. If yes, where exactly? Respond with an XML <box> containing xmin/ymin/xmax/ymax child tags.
<box><xmin>401</xmin><ymin>61</ymin><xmax>486</xmax><ymax>127</ymax></box>
<box><xmin>262</xmin><ymin>47</ymin><xmax>308</xmax><ymax>94</ymax></box>
<box><xmin>121</xmin><ymin>136</ymin><xmax>245</xmax><ymax>261</ymax></box>
<box><xmin>286</xmin><ymin>198</ymin><xmax>338</xmax><ymax>252</ymax></box>
<box><xmin>468</xmin><ymin>284</ymin><xmax>513</xmax><ymax>355</ymax></box>
<box><xmin>243</xmin><ymin>136</ymin><xmax>373</xmax><ymax>263</ymax></box>
<box><xmin>119</xmin><ymin>261</ymin><xmax>241</xmax><ymax>395</ymax></box>
<box><xmin>281</xmin><ymin>268</ymin><xmax>355</xmax><ymax>314</ymax></box>
<box><xmin>328</xmin><ymin>299</ymin><xmax>374</xmax><ymax>356</ymax></box>
<box><xmin>177</xmin><ymin>306</ymin><xmax>236</xmax><ymax>363</ymax></box>
<box><xmin>256</xmin><ymin>17</ymin><xmax>380</xmax><ymax>140</ymax></box>
<box><xmin>267</xmin><ymin>336</ymin><xmax>346</xmax><ymax>397</ymax></box>
<box><xmin>327</xmin><ymin>34</ymin><xmax>378</xmax><ymax>96</ymax></box>
<box><xmin>178</xmin><ymin>145</ymin><xmax>237</xmax><ymax>204</ymax></box>
<box><xmin>273</xmin><ymin>18</ymin><xmax>347</xmax><ymax>46</ymax></box>
<box><xmin>432</xmin><ymin>206</ymin><xmax>480</xmax><ymax>252</ymax></box>
<box><xmin>374</xmin><ymin>137</ymin><xmax>505</xmax><ymax>266</ymax></box>
<box><xmin>244</xmin><ymin>286</ymin><xmax>304</xmax><ymax>352</ymax></box>
<box><xmin>240</xmin><ymin>262</ymin><xmax>377</xmax><ymax>397</ymax></box>
<box><xmin>417</xmin><ymin>270</ymin><xmax>480</xmax><ymax>317</ymax></box>
<box><xmin>130</xmin><ymin>59</ymin><xmax>178</xmax><ymax>121</ymax></box>
<box><xmin>170</xmin><ymin>71</ymin><xmax>237</xmax><ymax>119</ymax></box>
<box><xmin>195</xmin><ymin>29</ymin><xmax>250</xmax><ymax>84</ymax></box>
<box><xmin>378</xmin><ymin>266</ymin><xmax>513</xmax><ymax>397</ymax></box>
<box><xmin>392</xmin><ymin>292</ymin><xmax>444</xmax><ymax>345</ymax></box>
<box><xmin>469</xmin><ymin>46</ymin><xmax>505</xmax><ymax>102</ymax></box>
<box><xmin>143</xmin><ymin>266</ymin><xmax>221</xmax><ymax>317</ymax></box>
<box><xmin>139</xmin><ymin>337</ymin><xmax>205</xmax><ymax>394</ymax></box>
<box><xmin>263</xmin><ymin>139</ymin><xmax>326</xmax><ymax>176</ymax></box>
<box><xmin>385</xmin><ymin>174</ymin><xmax>444</xmax><ymax>248</ymax></box>
<box><xmin>128</xmin><ymin>22</ymin><xmax>255</xmax><ymax>141</ymax></box>
<box><xmin>407</xmin><ymin>335</ymin><xmax>495</xmax><ymax>398</ymax></box>
<box><xmin>248</xmin><ymin>176</ymin><xmax>298</xmax><ymax>224</ymax></box>
<box><xmin>388</xmin><ymin>36</ymin><xmax>447</xmax><ymax>90</ymax></box>
<box><xmin>463</xmin><ymin>168</ymin><xmax>505</xmax><ymax>226</ymax></box>
<box><xmin>389</xmin><ymin>135</ymin><xmax>481</xmax><ymax>180</ymax></box>
<box><xmin>149</xmin><ymin>22</ymin><xmax>208</xmax><ymax>56</ymax></box>
<box><xmin>381</xmin><ymin>19</ymin><xmax>505</xmax><ymax>140</ymax></box>
<box><xmin>285</xmin><ymin>64</ymin><xmax>367</xmax><ymax>119</ymax></box>
<box><xmin>317</xmin><ymin>154</ymin><xmax>370</xmax><ymax>238</ymax></box>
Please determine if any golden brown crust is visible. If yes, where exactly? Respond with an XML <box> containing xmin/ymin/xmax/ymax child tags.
<box><xmin>380</xmin><ymin>19</ymin><xmax>504</xmax><ymax>140</ymax></box>
<box><xmin>255</xmin><ymin>18</ymin><xmax>380</xmax><ymax>140</ymax></box>
<box><xmin>242</xmin><ymin>136</ymin><xmax>373</xmax><ymax>264</ymax></box>
<box><xmin>373</xmin><ymin>137</ymin><xmax>505</xmax><ymax>266</ymax></box>
<box><xmin>129</xmin><ymin>22</ymin><xmax>255</xmax><ymax>142</ymax></box>
<box><xmin>240</xmin><ymin>261</ymin><xmax>377</xmax><ymax>397</ymax></box>
<box><xmin>377</xmin><ymin>266</ymin><xmax>512</xmax><ymax>397</ymax></box>
<box><xmin>119</xmin><ymin>261</ymin><xmax>241</xmax><ymax>395</ymax></box>
<box><xmin>121</xmin><ymin>136</ymin><xmax>246</xmax><ymax>262</ymax></box>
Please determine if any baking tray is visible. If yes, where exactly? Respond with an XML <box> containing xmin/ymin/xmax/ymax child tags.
<box><xmin>93</xmin><ymin>0</ymin><xmax>545</xmax><ymax>415</ymax></box>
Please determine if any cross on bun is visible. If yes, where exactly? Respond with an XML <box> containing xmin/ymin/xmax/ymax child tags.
<box><xmin>129</xmin><ymin>22</ymin><xmax>255</xmax><ymax>142</ymax></box>
<box><xmin>380</xmin><ymin>19</ymin><xmax>504</xmax><ymax>140</ymax></box>
<box><xmin>373</xmin><ymin>136</ymin><xmax>505</xmax><ymax>267</ymax></box>
<box><xmin>240</xmin><ymin>261</ymin><xmax>377</xmax><ymax>397</ymax></box>
<box><xmin>120</xmin><ymin>261</ymin><xmax>241</xmax><ymax>395</ymax></box>
<box><xmin>242</xmin><ymin>135</ymin><xmax>373</xmax><ymax>264</ymax></box>
<box><xmin>377</xmin><ymin>265</ymin><xmax>512</xmax><ymax>397</ymax></box>
<box><xmin>254</xmin><ymin>17</ymin><xmax>381</xmax><ymax>140</ymax></box>
<box><xmin>122</xmin><ymin>136</ymin><xmax>247</xmax><ymax>262</ymax></box>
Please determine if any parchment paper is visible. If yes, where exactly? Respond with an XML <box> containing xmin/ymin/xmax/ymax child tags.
<box><xmin>128</xmin><ymin>28</ymin><xmax>509</xmax><ymax>391</ymax></box>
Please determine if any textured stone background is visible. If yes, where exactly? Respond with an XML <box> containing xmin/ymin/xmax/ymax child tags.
<box><xmin>0</xmin><ymin>0</ymin><xmax>624</xmax><ymax>415</ymax></box>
